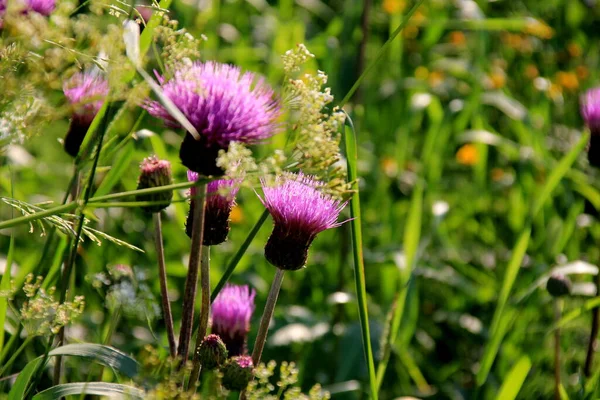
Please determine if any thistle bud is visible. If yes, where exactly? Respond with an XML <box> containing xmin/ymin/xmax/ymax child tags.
<box><xmin>197</xmin><ymin>334</ymin><xmax>228</xmax><ymax>370</ymax></box>
<box><xmin>547</xmin><ymin>274</ymin><xmax>572</xmax><ymax>297</ymax></box>
<box><xmin>220</xmin><ymin>356</ymin><xmax>254</xmax><ymax>391</ymax></box>
<box><xmin>136</xmin><ymin>156</ymin><xmax>173</xmax><ymax>213</ymax></box>
<box><xmin>581</xmin><ymin>88</ymin><xmax>600</xmax><ymax>167</ymax></box>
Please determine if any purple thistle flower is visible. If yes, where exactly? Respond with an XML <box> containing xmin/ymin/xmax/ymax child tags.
<box><xmin>186</xmin><ymin>170</ymin><xmax>241</xmax><ymax>245</ymax></box>
<box><xmin>144</xmin><ymin>62</ymin><xmax>281</xmax><ymax>176</ymax></box>
<box><xmin>62</xmin><ymin>71</ymin><xmax>109</xmax><ymax>157</ymax></box>
<box><xmin>0</xmin><ymin>0</ymin><xmax>6</xmax><ymax>29</ymax></box>
<box><xmin>25</xmin><ymin>0</ymin><xmax>55</xmax><ymax>16</ymax></box>
<box><xmin>258</xmin><ymin>173</ymin><xmax>347</xmax><ymax>271</ymax></box>
<box><xmin>211</xmin><ymin>284</ymin><xmax>256</xmax><ymax>356</ymax></box>
<box><xmin>581</xmin><ymin>88</ymin><xmax>600</xmax><ymax>167</ymax></box>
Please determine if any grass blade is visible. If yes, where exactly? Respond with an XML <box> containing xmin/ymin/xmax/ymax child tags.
<box><xmin>343</xmin><ymin>117</ymin><xmax>378</xmax><ymax>400</ymax></box>
<box><xmin>494</xmin><ymin>356</ymin><xmax>531</xmax><ymax>400</ymax></box>
<box><xmin>48</xmin><ymin>344</ymin><xmax>139</xmax><ymax>378</ymax></box>
<box><xmin>32</xmin><ymin>382</ymin><xmax>144</xmax><ymax>400</ymax></box>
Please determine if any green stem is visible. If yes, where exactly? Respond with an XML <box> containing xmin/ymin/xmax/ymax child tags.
<box><xmin>190</xmin><ymin>246</ymin><xmax>211</xmax><ymax>389</ymax></box>
<box><xmin>154</xmin><ymin>213</ymin><xmax>177</xmax><ymax>358</ymax></box>
<box><xmin>89</xmin><ymin>181</ymin><xmax>200</xmax><ymax>203</ymax></box>
<box><xmin>584</xmin><ymin>271</ymin><xmax>600</xmax><ymax>377</ymax></box>
<box><xmin>211</xmin><ymin>210</ymin><xmax>270</xmax><ymax>303</ymax></box>
<box><xmin>0</xmin><ymin>325</ymin><xmax>23</xmax><ymax>367</ymax></box>
<box><xmin>178</xmin><ymin>183</ymin><xmax>207</xmax><ymax>360</ymax></box>
<box><xmin>251</xmin><ymin>268</ymin><xmax>285</xmax><ymax>366</ymax></box>
<box><xmin>0</xmin><ymin>202</ymin><xmax>79</xmax><ymax>231</ymax></box>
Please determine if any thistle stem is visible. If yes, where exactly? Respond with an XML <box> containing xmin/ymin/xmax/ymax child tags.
<box><xmin>178</xmin><ymin>183</ymin><xmax>207</xmax><ymax>360</ymax></box>
<box><xmin>251</xmin><ymin>268</ymin><xmax>285</xmax><ymax>366</ymax></box>
<box><xmin>154</xmin><ymin>212</ymin><xmax>177</xmax><ymax>357</ymax></box>
<box><xmin>189</xmin><ymin>245</ymin><xmax>211</xmax><ymax>388</ymax></box>
<box><xmin>554</xmin><ymin>300</ymin><xmax>562</xmax><ymax>400</ymax></box>
<box><xmin>584</xmin><ymin>271</ymin><xmax>600</xmax><ymax>377</ymax></box>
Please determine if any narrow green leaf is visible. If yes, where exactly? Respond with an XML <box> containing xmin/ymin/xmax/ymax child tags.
<box><xmin>0</xmin><ymin>234</ymin><xmax>15</xmax><ymax>355</ymax></box>
<box><xmin>94</xmin><ymin>141</ymin><xmax>135</xmax><ymax>198</ymax></box>
<box><xmin>48</xmin><ymin>343</ymin><xmax>139</xmax><ymax>378</ymax></box>
<box><xmin>343</xmin><ymin>117</ymin><xmax>378</xmax><ymax>400</ymax></box>
<box><xmin>8</xmin><ymin>358</ymin><xmax>43</xmax><ymax>400</ymax></box>
<box><xmin>531</xmin><ymin>132</ymin><xmax>589</xmax><ymax>217</ymax></box>
<box><xmin>549</xmin><ymin>297</ymin><xmax>600</xmax><ymax>332</ymax></box>
<box><xmin>494</xmin><ymin>356</ymin><xmax>531</xmax><ymax>400</ymax></box>
<box><xmin>477</xmin><ymin>309</ymin><xmax>516</xmax><ymax>386</ymax></box>
<box><xmin>32</xmin><ymin>382</ymin><xmax>144</xmax><ymax>400</ymax></box>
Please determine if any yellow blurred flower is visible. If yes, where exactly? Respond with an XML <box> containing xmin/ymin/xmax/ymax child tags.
<box><xmin>456</xmin><ymin>144</ymin><xmax>479</xmax><ymax>166</ymax></box>
<box><xmin>383</xmin><ymin>0</ymin><xmax>406</xmax><ymax>15</ymax></box>
<box><xmin>380</xmin><ymin>156</ymin><xmax>398</xmax><ymax>178</ymax></box>
<box><xmin>556</xmin><ymin>71</ymin><xmax>579</xmax><ymax>91</ymax></box>
<box><xmin>488</xmin><ymin>71</ymin><xmax>506</xmax><ymax>89</ymax></box>
<box><xmin>547</xmin><ymin>83</ymin><xmax>563</xmax><ymax>101</ymax></box>
<box><xmin>525</xmin><ymin>19</ymin><xmax>553</xmax><ymax>39</ymax></box>
<box><xmin>415</xmin><ymin>66</ymin><xmax>429</xmax><ymax>80</ymax></box>
<box><xmin>230</xmin><ymin>205</ymin><xmax>244</xmax><ymax>224</ymax></box>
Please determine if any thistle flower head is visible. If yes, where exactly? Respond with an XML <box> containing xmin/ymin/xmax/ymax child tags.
<box><xmin>136</xmin><ymin>156</ymin><xmax>173</xmax><ymax>213</ymax></box>
<box><xmin>259</xmin><ymin>173</ymin><xmax>346</xmax><ymax>270</ymax></box>
<box><xmin>62</xmin><ymin>71</ymin><xmax>108</xmax><ymax>157</ymax></box>
<box><xmin>211</xmin><ymin>284</ymin><xmax>256</xmax><ymax>356</ymax></box>
<box><xmin>144</xmin><ymin>62</ymin><xmax>280</xmax><ymax>175</ymax></box>
<box><xmin>186</xmin><ymin>170</ymin><xmax>241</xmax><ymax>245</ymax></box>
<box><xmin>582</xmin><ymin>88</ymin><xmax>600</xmax><ymax>134</ymax></box>
<box><xmin>63</xmin><ymin>71</ymin><xmax>109</xmax><ymax>119</ymax></box>
<box><xmin>221</xmin><ymin>355</ymin><xmax>254</xmax><ymax>391</ymax></box>
<box><xmin>0</xmin><ymin>0</ymin><xmax>6</xmax><ymax>29</ymax></box>
<box><xmin>26</xmin><ymin>0</ymin><xmax>56</xmax><ymax>16</ymax></box>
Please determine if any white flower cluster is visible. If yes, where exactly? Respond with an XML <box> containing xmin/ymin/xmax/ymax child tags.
<box><xmin>282</xmin><ymin>45</ymin><xmax>349</xmax><ymax>198</ymax></box>
<box><xmin>282</xmin><ymin>44</ymin><xmax>315</xmax><ymax>74</ymax></box>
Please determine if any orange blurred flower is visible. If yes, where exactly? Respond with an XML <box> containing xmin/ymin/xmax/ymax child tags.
<box><xmin>449</xmin><ymin>31</ymin><xmax>466</xmax><ymax>46</ymax></box>
<box><xmin>567</xmin><ymin>42</ymin><xmax>582</xmax><ymax>58</ymax></box>
<box><xmin>556</xmin><ymin>71</ymin><xmax>579</xmax><ymax>91</ymax></box>
<box><xmin>524</xmin><ymin>64</ymin><xmax>539</xmax><ymax>80</ymax></box>
<box><xmin>488</xmin><ymin>71</ymin><xmax>506</xmax><ymax>89</ymax></box>
<box><xmin>230</xmin><ymin>205</ymin><xmax>244</xmax><ymax>224</ymax></box>
<box><xmin>456</xmin><ymin>144</ymin><xmax>479</xmax><ymax>166</ymax></box>
<box><xmin>428</xmin><ymin>70</ymin><xmax>445</xmax><ymax>88</ymax></box>
<box><xmin>576</xmin><ymin>65</ymin><xmax>589</xmax><ymax>80</ymax></box>
<box><xmin>383</xmin><ymin>0</ymin><xmax>406</xmax><ymax>15</ymax></box>
<box><xmin>380</xmin><ymin>156</ymin><xmax>398</xmax><ymax>178</ymax></box>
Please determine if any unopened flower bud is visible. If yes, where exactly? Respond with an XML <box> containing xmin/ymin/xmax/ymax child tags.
<box><xmin>197</xmin><ymin>334</ymin><xmax>228</xmax><ymax>370</ymax></box>
<box><xmin>136</xmin><ymin>156</ymin><xmax>173</xmax><ymax>213</ymax></box>
<box><xmin>547</xmin><ymin>274</ymin><xmax>572</xmax><ymax>297</ymax></box>
<box><xmin>220</xmin><ymin>355</ymin><xmax>254</xmax><ymax>391</ymax></box>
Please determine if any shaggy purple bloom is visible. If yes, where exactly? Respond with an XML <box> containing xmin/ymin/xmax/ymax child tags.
<box><xmin>186</xmin><ymin>170</ymin><xmax>241</xmax><ymax>245</ymax></box>
<box><xmin>582</xmin><ymin>88</ymin><xmax>600</xmax><ymax>134</ymax></box>
<box><xmin>259</xmin><ymin>173</ymin><xmax>347</xmax><ymax>271</ymax></box>
<box><xmin>581</xmin><ymin>88</ymin><xmax>600</xmax><ymax>168</ymax></box>
<box><xmin>62</xmin><ymin>71</ymin><xmax>109</xmax><ymax>157</ymax></box>
<box><xmin>0</xmin><ymin>0</ymin><xmax>6</xmax><ymax>29</ymax></box>
<box><xmin>26</xmin><ymin>0</ymin><xmax>56</xmax><ymax>16</ymax></box>
<box><xmin>144</xmin><ymin>62</ymin><xmax>280</xmax><ymax>175</ymax></box>
<box><xmin>211</xmin><ymin>284</ymin><xmax>256</xmax><ymax>356</ymax></box>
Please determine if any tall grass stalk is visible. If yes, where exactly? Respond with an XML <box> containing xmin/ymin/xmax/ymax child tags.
<box><xmin>190</xmin><ymin>245</ymin><xmax>211</xmax><ymax>388</ymax></box>
<box><xmin>154</xmin><ymin>213</ymin><xmax>176</xmax><ymax>357</ymax></box>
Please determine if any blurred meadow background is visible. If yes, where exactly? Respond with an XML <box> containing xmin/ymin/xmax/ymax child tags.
<box><xmin>2</xmin><ymin>0</ymin><xmax>600</xmax><ymax>399</ymax></box>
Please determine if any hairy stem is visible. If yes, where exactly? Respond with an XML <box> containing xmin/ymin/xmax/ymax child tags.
<box><xmin>252</xmin><ymin>268</ymin><xmax>285</xmax><ymax>366</ymax></box>
<box><xmin>178</xmin><ymin>183</ymin><xmax>207</xmax><ymax>360</ymax></box>
<box><xmin>154</xmin><ymin>213</ymin><xmax>177</xmax><ymax>357</ymax></box>
<box><xmin>190</xmin><ymin>245</ymin><xmax>211</xmax><ymax>389</ymax></box>
<box><xmin>584</xmin><ymin>271</ymin><xmax>600</xmax><ymax>377</ymax></box>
